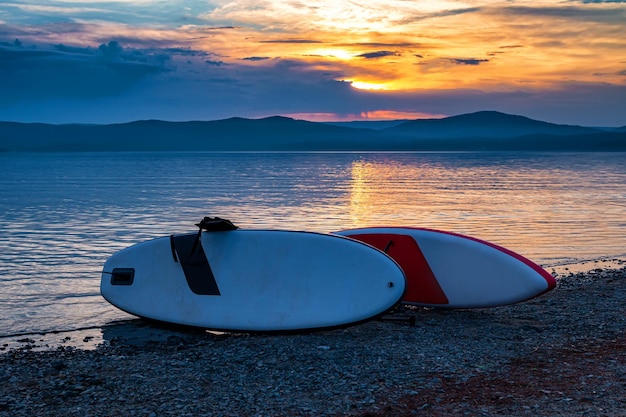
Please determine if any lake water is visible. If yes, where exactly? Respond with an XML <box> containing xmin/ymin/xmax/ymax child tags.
<box><xmin>1</xmin><ymin>151</ymin><xmax>625</xmax><ymax>337</ymax></box>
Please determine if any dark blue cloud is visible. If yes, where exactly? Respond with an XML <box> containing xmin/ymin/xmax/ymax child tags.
<box><xmin>347</xmin><ymin>42</ymin><xmax>418</xmax><ymax>48</ymax></box>
<box><xmin>98</xmin><ymin>41</ymin><xmax>123</xmax><ymax>61</ymax></box>
<box><xmin>53</xmin><ymin>44</ymin><xmax>94</xmax><ymax>55</ymax></box>
<box><xmin>260</xmin><ymin>39</ymin><xmax>322</xmax><ymax>44</ymax></box>
<box><xmin>357</xmin><ymin>51</ymin><xmax>400</xmax><ymax>59</ymax></box>
<box><xmin>242</xmin><ymin>56</ymin><xmax>271</xmax><ymax>61</ymax></box>
<box><xmin>449</xmin><ymin>58</ymin><xmax>489</xmax><ymax>65</ymax></box>
<box><xmin>502</xmin><ymin>5</ymin><xmax>626</xmax><ymax>23</ymax></box>
<box><xmin>393</xmin><ymin>6</ymin><xmax>480</xmax><ymax>25</ymax></box>
<box><xmin>0</xmin><ymin>43</ymin><xmax>166</xmax><ymax>103</ymax></box>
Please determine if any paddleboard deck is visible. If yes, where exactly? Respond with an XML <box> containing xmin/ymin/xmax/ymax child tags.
<box><xmin>335</xmin><ymin>227</ymin><xmax>556</xmax><ymax>308</ymax></box>
<box><xmin>101</xmin><ymin>229</ymin><xmax>406</xmax><ymax>332</ymax></box>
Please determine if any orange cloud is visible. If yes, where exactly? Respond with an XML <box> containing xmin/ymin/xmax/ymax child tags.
<box><xmin>284</xmin><ymin>110</ymin><xmax>447</xmax><ymax>122</ymax></box>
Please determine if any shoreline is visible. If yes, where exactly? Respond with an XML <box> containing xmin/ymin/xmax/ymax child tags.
<box><xmin>1</xmin><ymin>264</ymin><xmax>624</xmax><ymax>416</ymax></box>
<box><xmin>542</xmin><ymin>255</ymin><xmax>626</xmax><ymax>275</ymax></box>
<box><xmin>2</xmin><ymin>257</ymin><xmax>624</xmax><ymax>354</ymax></box>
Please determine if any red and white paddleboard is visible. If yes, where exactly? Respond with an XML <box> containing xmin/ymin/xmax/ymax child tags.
<box><xmin>335</xmin><ymin>227</ymin><xmax>556</xmax><ymax>308</ymax></box>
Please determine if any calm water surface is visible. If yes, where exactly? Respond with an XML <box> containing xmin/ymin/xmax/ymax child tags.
<box><xmin>1</xmin><ymin>151</ymin><xmax>625</xmax><ymax>335</ymax></box>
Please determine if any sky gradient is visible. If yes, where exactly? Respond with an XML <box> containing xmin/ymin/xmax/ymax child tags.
<box><xmin>1</xmin><ymin>0</ymin><xmax>625</xmax><ymax>126</ymax></box>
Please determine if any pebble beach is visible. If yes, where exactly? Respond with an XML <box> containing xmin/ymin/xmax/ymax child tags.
<box><xmin>1</xmin><ymin>263</ymin><xmax>624</xmax><ymax>416</ymax></box>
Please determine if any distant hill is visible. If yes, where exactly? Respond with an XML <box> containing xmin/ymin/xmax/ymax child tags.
<box><xmin>383</xmin><ymin>111</ymin><xmax>599</xmax><ymax>138</ymax></box>
<box><xmin>0</xmin><ymin>116</ymin><xmax>380</xmax><ymax>152</ymax></box>
<box><xmin>1</xmin><ymin>111</ymin><xmax>625</xmax><ymax>152</ymax></box>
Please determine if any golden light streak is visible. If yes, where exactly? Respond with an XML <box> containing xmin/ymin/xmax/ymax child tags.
<box><xmin>349</xmin><ymin>161</ymin><xmax>375</xmax><ymax>225</ymax></box>
<box><xmin>349</xmin><ymin>160</ymin><xmax>426</xmax><ymax>225</ymax></box>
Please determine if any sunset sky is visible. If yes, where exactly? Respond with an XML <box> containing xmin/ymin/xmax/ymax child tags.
<box><xmin>1</xmin><ymin>1</ymin><xmax>625</xmax><ymax>126</ymax></box>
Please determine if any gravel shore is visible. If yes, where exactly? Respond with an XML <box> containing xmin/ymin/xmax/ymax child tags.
<box><xmin>1</xmin><ymin>264</ymin><xmax>624</xmax><ymax>416</ymax></box>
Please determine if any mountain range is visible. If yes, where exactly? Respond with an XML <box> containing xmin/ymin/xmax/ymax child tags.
<box><xmin>1</xmin><ymin>111</ymin><xmax>625</xmax><ymax>152</ymax></box>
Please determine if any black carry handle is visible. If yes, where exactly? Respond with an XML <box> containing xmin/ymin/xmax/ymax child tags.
<box><xmin>188</xmin><ymin>216</ymin><xmax>238</xmax><ymax>261</ymax></box>
<box><xmin>195</xmin><ymin>216</ymin><xmax>238</xmax><ymax>232</ymax></box>
<box><xmin>170</xmin><ymin>217</ymin><xmax>238</xmax><ymax>263</ymax></box>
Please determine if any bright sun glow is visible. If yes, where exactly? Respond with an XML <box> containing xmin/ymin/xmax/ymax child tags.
<box><xmin>309</xmin><ymin>48</ymin><xmax>354</xmax><ymax>60</ymax></box>
<box><xmin>349</xmin><ymin>80</ymin><xmax>387</xmax><ymax>90</ymax></box>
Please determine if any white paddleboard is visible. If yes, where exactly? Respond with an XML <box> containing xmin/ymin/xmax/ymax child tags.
<box><xmin>101</xmin><ymin>229</ymin><xmax>406</xmax><ymax>331</ymax></box>
<box><xmin>335</xmin><ymin>227</ymin><xmax>556</xmax><ymax>308</ymax></box>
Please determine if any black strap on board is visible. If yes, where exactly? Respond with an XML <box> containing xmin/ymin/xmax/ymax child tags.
<box><xmin>170</xmin><ymin>233</ymin><xmax>221</xmax><ymax>295</ymax></box>
<box><xmin>169</xmin><ymin>217</ymin><xmax>237</xmax><ymax>295</ymax></box>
